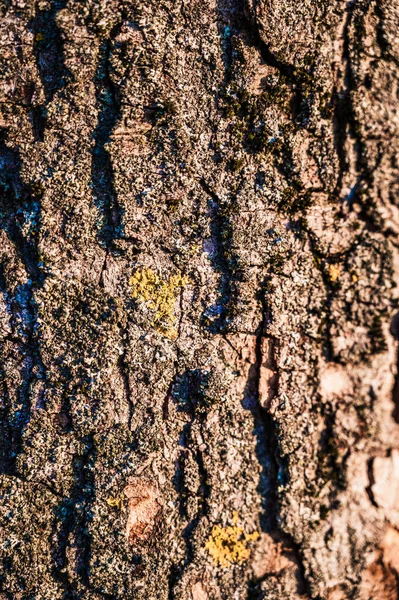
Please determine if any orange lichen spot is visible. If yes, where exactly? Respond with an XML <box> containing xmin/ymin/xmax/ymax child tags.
<box><xmin>129</xmin><ymin>267</ymin><xmax>189</xmax><ymax>340</ymax></box>
<box><xmin>124</xmin><ymin>477</ymin><xmax>162</xmax><ymax>546</ymax></box>
<box><xmin>328</xmin><ymin>264</ymin><xmax>340</xmax><ymax>282</ymax></box>
<box><xmin>205</xmin><ymin>512</ymin><xmax>259</xmax><ymax>568</ymax></box>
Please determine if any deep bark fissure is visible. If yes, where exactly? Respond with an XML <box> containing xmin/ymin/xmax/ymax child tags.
<box><xmin>316</xmin><ymin>402</ymin><xmax>349</xmax><ymax>503</ymax></box>
<box><xmin>339</xmin><ymin>1</ymin><xmax>382</xmax><ymax>233</ymax></box>
<box><xmin>0</xmin><ymin>365</ymin><xmax>12</xmax><ymax>474</ymax></box>
<box><xmin>365</xmin><ymin>457</ymin><xmax>378</xmax><ymax>508</ymax></box>
<box><xmin>118</xmin><ymin>345</ymin><xmax>133</xmax><ymax>430</ymax></box>
<box><xmin>30</xmin><ymin>0</ymin><xmax>71</xmax><ymax>102</ymax></box>
<box><xmin>168</xmin><ymin>370</ymin><xmax>211</xmax><ymax>597</ymax></box>
<box><xmin>115</xmin><ymin>312</ymin><xmax>134</xmax><ymax>429</ymax></box>
<box><xmin>51</xmin><ymin>434</ymin><xmax>96</xmax><ymax>595</ymax></box>
<box><xmin>219</xmin><ymin>0</ymin><xmax>309</xmax><ymax>127</ymax></box>
<box><xmin>389</xmin><ymin>312</ymin><xmax>399</xmax><ymax>423</ymax></box>
<box><xmin>244</xmin><ymin>300</ymin><xmax>312</xmax><ymax>598</ymax></box>
<box><xmin>29</xmin><ymin>0</ymin><xmax>72</xmax><ymax>140</ymax></box>
<box><xmin>304</xmin><ymin>225</ymin><xmax>336</xmax><ymax>362</ymax></box>
<box><xmin>199</xmin><ymin>178</ymin><xmax>238</xmax><ymax>333</ymax></box>
<box><xmin>0</xmin><ymin>134</ymin><xmax>46</xmax><ymax>474</ymax></box>
<box><xmin>332</xmin><ymin>2</ymin><xmax>356</xmax><ymax>199</ymax></box>
<box><xmin>91</xmin><ymin>24</ymin><xmax>124</xmax><ymax>250</ymax></box>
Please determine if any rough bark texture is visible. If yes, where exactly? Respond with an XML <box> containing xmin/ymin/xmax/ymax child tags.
<box><xmin>1</xmin><ymin>0</ymin><xmax>399</xmax><ymax>598</ymax></box>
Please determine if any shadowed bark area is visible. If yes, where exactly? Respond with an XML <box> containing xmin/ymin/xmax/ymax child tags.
<box><xmin>1</xmin><ymin>0</ymin><xmax>399</xmax><ymax>599</ymax></box>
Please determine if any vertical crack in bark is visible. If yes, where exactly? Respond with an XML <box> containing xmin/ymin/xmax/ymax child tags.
<box><xmin>76</xmin><ymin>434</ymin><xmax>96</xmax><ymax>589</ymax></box>
<box><xmin>199</xmin><ymin>178</ymin><xmax>238</xmax><ymax>333</ymax></box>
<box><xmin>168</xmin><ymin>370</ymin><xmax>211</xmax><ymax>598</ymax></box>
<box><xmin>389</xmin><ymin>312</ymin><xmax>399</xmax><ymax>423</ymax></box>
<box><xmin>92</xmin><ymin>25</ymin><xmax>124</xmax><ymax>250</ymax></box>
<box><xmin>51</xmin><ymin>434</ymin><xmax>96</xmax><ymax>595</ymax></box>
<box><xmin>98</xmin><ymin>251</ymin><xmax>108</xmax><ymax>288</ymax></box>
<box><xmin>317</xmin><ymin>402</ymin><xmax>349</xmax><ymax>500</ymax></box>
<box><xmin>0</xmin><ymin>133</ymin><xmax>46</xmax><ymax>474</ymax></box>
<box><xmin>251</xmin><ymin>309</ymin><xmax>279</xmax><ymax>531</ymax></box>
<box><xmin>373</xmin><ymin>0</ymin><xmax>389</xmax><ymax>60</ymax></box>
<box><xmin>0</xmin><ymin>346</ymin><xmax>12</xmax><ymax>474</ymax></box>
<box><xmin>169</xmin><ymin>442</ymin><xmax>210</xmax><ymax>598</ymax></box>
<box><xmin>218</xmin><ymin>0</ymin><xmax>305</xmax><ymax>123</ymax></box>
<box><xmin>392</xmin><ymin>360</ymin><xmax>399</xmax><ymax>424</ymax></box>
<box><xmin>117</xmin><ymin>324</ymin><xmax>133</xmax><ymax>430</ymax></box>
<box><xmin>332</xmin><ymin>2</ymin><xmax>356</xmax><ymax>199</ymax></box>
<box><xmin>238</xmin><ymin>0</ymin><xmax>296</xmax><ymax>82</ymax></box>
<box><xmin>167</xmin><ymin>565</ymin><xmax>181</xmax><ymax>600</ymax></box>
<box><xmin>29</xmin><ymin>0</ymin><xmax>72</xmax><ymax>141</ymax></box>
<box><xmin>304</xmin><ymin>226</ymin><xmax>335</xmax><ymax>362</ymax></box>
<box><xmin>365</xmin><ymin>457</ymin><xmax>378</xmax><ymax>507</ymax></box>
<box><xmin>334</xmin><ymin>0</ymin><xmax>378</xmax><ymax>229</ymax></box>
<box><xmin>244</xmin><ymin>300</ymin><xmax>311</xmax><ymax>597</ymax></box>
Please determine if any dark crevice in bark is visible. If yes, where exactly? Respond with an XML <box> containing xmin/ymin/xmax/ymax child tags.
<box><xmin>120</xmin><ymin>354</ymin><xmax>133</xmax><ymax>428</ymax></box>
<box><xmin>218</xmin><ymin>0</ymin><xmax>295</xmax><ymax>79</ymax></box>
<box><xmin>29</xmin><ymin>0</ymin><xmax>73</xmax><ymax>140</ymax></box>
<box><xmin>199</xmin><ymin>178</ymin><xmax>238</xmax><ymax>333</ymax></box>
<box><xmin>336</xmin><ymin>1</ymin><xmax>381</xmax><ymax>233</ymax></box>
<box><xmin>76</xmin><ymin>436</ymin><xmax>96</xmax><ymax>589</ymax></box>
<box><xmin>238</xmin><ymin>3</ymin><xmax>301</xmax><ymax>112</ymax></box>
<box><xmin>0</xmin><ymin>133</ymin><xmax>46</xmax><ymax>474</ymax></box>
<box><xmin>98</xmin><ymin>251</ymin><xmax>108</xmax><ymax>288</ymax></box>
<box><xmin>162</xmin><ymin>368</ymin><xmax>179</xmax><ymax>422</ymax></box>
<box><xmin>30</xmin><ymin>0</ymin><xmax>72</xmax><ymax>102</ymax></box>
<box><xmin>317</xmin><ymin>403</ymin><xmax>349</xmax><ymax>502</ymax></box>
<box><xmin>173</xmin><ymin>444</ymin><xmax>189</xmax><ymax>521</ymax></box>
<box><xmin>389</xmin><ymin>311</ymin><xmax>399</xmax><ymax>423</ymax></box>
<box><xmin>342</xmin><ymin>2</ymin><xmax>365</xmax><ymax>177</ymax></box>
<box><xmin>168</xmin><ymin>370</ymin><xmax>211</xmax><ymax>598</ymax></box>
<box><xmin>373</xmin><ymin>0</ymin><xmax>389</xmax><ymax>59</ymax></box>
<box><xmin>167</xmin><ymin>565</ymin><xmax>181</xmax><ymax>600</ymax></box>
<box><xmin>332</xmin><ymin>3</ymin><xmax>355</xmax><ymax>199</ymax></box>
<box><xmin>304</xmin><ymin>225</ymin><xmax>336</xmax><ymax>362</ymax></box>
<box><xmin>51</xmin><ymin>435</ymin><xmax>96</xmax><ymax>596</ymax></box>
<box><xmin>30</xmin><ymin>104</ymin><xmax>47</xmax><ymax>143</ymax></box>
<box><xmin>366</xmin><ymin>457</ymin><xmax>378</xmax><ymax>507</ymax></box>
<box><xmin>243</xmin><ymin>298</ymin><xmax>312</xmax><ymax>598</ymax></box>
<box><xmin>0</xmin><ymin>365</ymin><xmax>12</xmax><ymax>474</ymax></box>
<box><xmin>91</xmin><ymin>24</ymin><xmax>124</xmax><ymax>250</ymax></box>
<box><xmin>217</xmin><ymin>0</ymin><xmax>308</xmax><ymax>125</ymax></box>
<box><xmin>250</xmin><ymin>312</ymin><xmax>279</xmax><ymax>531</ymax></box>
<box><xmin>331</xmin><ymin>0</ymin><xmax>389</xmax><ymax>238</ymax></box>
<box><xmin>117</xmin><ymin>324</ymin><xmax>133</xmax><ymax>430</ymax></box>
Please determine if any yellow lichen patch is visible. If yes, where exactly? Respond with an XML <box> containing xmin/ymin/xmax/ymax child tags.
<box><xmin>205</xmin><ymin>512</ymin><xmax>259</xmax><ymax>568</ymax></box>
<box><xmin>328</xmin><ymin>264</ymin><xmax>340</xmax><ymax>282</ymax></box>
<box><xmin>106</xmin><ymin>495</ymin><xmax>124</xmax><ymax>511</ymax></box>
<box><xmin>129</xmin><ymin>267</ymin><xmax>190</xmax><ymax>340</ymax></box>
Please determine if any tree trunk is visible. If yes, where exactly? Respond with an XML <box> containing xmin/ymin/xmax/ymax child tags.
<box><xmin>1</xmin><ymin>0</ymin><xmax>399</xmax><ymax>598</ymax></box>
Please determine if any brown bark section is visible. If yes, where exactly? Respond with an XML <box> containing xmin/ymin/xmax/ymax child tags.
<box><xmin>0</xmin><ymin>0</ymin><xmax>399</xmax><ymax>598</ymax></box>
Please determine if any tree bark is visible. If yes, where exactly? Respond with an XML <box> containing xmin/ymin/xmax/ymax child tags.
<box><xmin>1</xmin><ymin>0</ymin><xmax>399</xmax><ymax>598</ymax></box>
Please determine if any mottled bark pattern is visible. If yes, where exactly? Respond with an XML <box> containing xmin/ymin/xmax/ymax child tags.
<box><xmin>0</xmin><ymin>0</ymin><xmax>399</xmax><ymax>598</ymax></box>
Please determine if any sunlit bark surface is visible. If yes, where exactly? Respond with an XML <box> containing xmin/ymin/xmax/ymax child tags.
<box><xmin>1</xmin><ymin>0</ymin><xmax>399</xmax><ymax>598</ymax></box>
